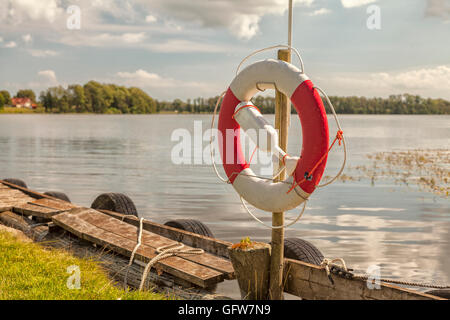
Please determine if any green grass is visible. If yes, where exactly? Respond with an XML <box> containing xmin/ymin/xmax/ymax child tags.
<box><xmin>0</xmin><ymin>107</ymin><xmax>45</xmax><ymax>114</ymax></box>
<box><xmin>0</xmin><ymin>230</ymin><xmax>170</xmax><ymax>300</ymax></box>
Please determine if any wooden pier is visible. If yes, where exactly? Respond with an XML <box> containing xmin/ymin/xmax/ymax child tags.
<box><xmin>0</xmin><ymin>179</ymin><xmax>446</xmax><ymax>300</ymax></box>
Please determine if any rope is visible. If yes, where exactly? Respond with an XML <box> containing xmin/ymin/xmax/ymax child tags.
<box><xmin>314</xmin><ymin>86</ymin><xmax>347</xmax><ymax>188</ymax></box>
<box><xmin>139</xmin><ymin>243</ymin><xmax>204</xmax><ymax>291</ymax></box>
<box><xmin>240</xmin><ymin>196</ymin><xmax>307</xmax><ymax>229</ymax></box>
<box><xmin>320</xmin><ymin>258</ymin><xmax>450</xmax><ymax>289</ymax></box>
<box><xmin>286</xmin><ymin>86</ymin><xmax>347</xmax><ymax>193</ymax></box>
<box><xmin>123</xmin><ymin>217</ymin><xmax>144</xmax><ymax>289</ymax></box>
<box><xmin>236</xmin><ymin>44</ymin><xmax>305</xmax><ymax>75</ymax></box>
<box><xmin>210</xmin><ymin>46</ymin><xmax>346</xmax><ymax>230</ymax></box>
<box><xmin>287</xmin><ymin>129</ymin><xmax>344</xmax><ymax>194</ymax></box>
<box><xmin>210</xmin><ymin>93</ymin><xmax>287</xmax><ymax>184</ymax></box>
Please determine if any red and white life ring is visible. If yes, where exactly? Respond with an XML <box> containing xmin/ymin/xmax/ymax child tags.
<box><xmin>218</xmin><ymin>59</ymin><xmax>329</xmax><ymax>212</ymax></box>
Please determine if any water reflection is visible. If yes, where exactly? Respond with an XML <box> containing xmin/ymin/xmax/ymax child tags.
<box><xmin>0</xmin><ymin>114</ymin><xmax>449</xmax><ymax>294</ymax></box>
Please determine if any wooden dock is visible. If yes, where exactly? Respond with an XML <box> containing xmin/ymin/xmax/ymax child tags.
<box><xmin>0</xmin><ymin>179</ymin><xmax>446</xmax><ymax>300</ymax></box>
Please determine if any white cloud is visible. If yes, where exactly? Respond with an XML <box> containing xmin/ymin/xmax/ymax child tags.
<box><xmin>0</xmin><ymin>37</ymin><xmax>3</xmax><ymax>43</ymax></box>
<box><xmin>147</xmin><ymin>0</ymin><xmax>315</xmax><ymax>39</ymax></box>
<box><xmin>22</xmin><ymin>34</ymin><xmax>32</xmax><ymax>43</ymax></box>
<box><xmin>60</xmin><ymin>32</ymin><xmax>147</xmax><ymax>47</ymax></box>
<box><xmin>3</xmin><ymin>0</ymin><xmax>63</xmax><ymax>23</ymax></box>
<box><xmin>145</xmin><ymin>15</ymin><xmax>157</xmax><ymax>23</ymax></box>
<box><xmin>425</xmin><ymin>0</ymin><xmax>450</xmax><ymax>21</ymax></box>
<box><xmin>113</xmin><ymin>69</ymin><xmax>217</xmax><ymax>99</ymax></box>
<box><xmin>309</xmin><ymin>8</ymin><xmax>331</xmax><ymax>16</ymax></box>
<box><xmin>28</xmin><ymin>49</ymin><xmax>59</xmax><ymax>57</ymax></box>
<box><xmin>38</xmin><ymin>70</ymin><xmax>57</xmax><ymax>84</ymax></box>
<box><xmin>150</xmin><ymin>39</ymin><xmax>226</xmax><ymax>53</ymax></box>
<box><xmin>230</xmin><ymin>14</ymin><xmax>260</xmax><ymax>40</ymax></box>
<box><xmin>323</xmin><ymin>65</ymin><xmax>450</xmax><ymax>99</ymax></box>
<box><xmin>341</xmin><ymin>0</ymin><xmax>377</xmax><ymax>8</ymax></box>
<box><xmin>4</xmin><ymin>41</ymin><xmax>17</xmax><ymax>48</ymax></box>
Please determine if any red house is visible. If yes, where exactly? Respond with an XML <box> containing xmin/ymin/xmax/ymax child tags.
<box><xmin>11</xmin><ymin>97</ymin><xmax>35</xmax><ymax>109</ymax></box>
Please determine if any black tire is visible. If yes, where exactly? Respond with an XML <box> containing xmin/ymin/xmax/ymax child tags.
<box><xmin>284</xmin><ymin>238</ymin><xmax>324</xmax><ymax>266</ymax></box>
<box><xmin>164</xmin><ymin>219</ymin><xmax>214</xmax><ymax>238</ymax></box>
<box><xmin>2</xmin><ymin>178</ymin><xmax>27</xmax><ymax>189</ymax></box>
<box><xmin>44</xmin><ymin>191</ymin><xmax>71</xmax><ymax>203</ymax></box>
<box><xmin>91</xmin><ymin>193</ymin><xmax>138</xmax><ymax>217</ymax></box>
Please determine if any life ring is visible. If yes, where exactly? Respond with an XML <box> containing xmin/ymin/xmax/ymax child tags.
<box><xmin>218</xmin><ymin>59</ymin><xmax>329</xmax><ymax>212</ymax></box>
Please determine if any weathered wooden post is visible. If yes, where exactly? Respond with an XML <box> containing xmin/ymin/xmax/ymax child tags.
<box><xmin>269</xmin><ymin>49</ymin><xmax>291</xmax><ymax>300</ymax></box>
<box><xmin>268</xmin><ymin>0</ymin><xmax>293</xmax><ymax>300</ymax></box>
<box><xmin>228</xmin><ymin>242</ymin><xmax>271</xmax><ymax>300</ymax></box>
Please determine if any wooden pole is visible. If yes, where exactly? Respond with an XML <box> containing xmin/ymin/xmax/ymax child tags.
<box><xmin>269</xmin><ymin>49</ymin><xmax>291</xmax><ymax>300</ymax></box>
<box><xmin>228</xmin><ymin>242</ymin><xmax>271</xmax><ymax>300</ymax></box>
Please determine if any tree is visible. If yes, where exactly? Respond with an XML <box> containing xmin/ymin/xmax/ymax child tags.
<box><xmin>0</xmin><ymin>93</ymin><xmax>5</xmax><ymax>110</ymax></box>
<box><xmin>16</xmin><ymin>89</ymin><xmax>36</xmax><ymax>102</ymax></box>
<box><xmin>0</xmin><ymin>90</ymin><xmax>11</xmax><ymax>105</ymax></box>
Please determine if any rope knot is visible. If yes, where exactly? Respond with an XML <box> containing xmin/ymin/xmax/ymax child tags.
<box><xmin>336</xmin><ymin>130</ymin><xmax>343</xmax><ymax>146</ymax></box>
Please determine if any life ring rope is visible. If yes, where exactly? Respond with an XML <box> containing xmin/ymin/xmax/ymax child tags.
<box><xmin>210</xmin><ymin>45</ymin><xmax>347</xmax><ymax>229</ymax></box>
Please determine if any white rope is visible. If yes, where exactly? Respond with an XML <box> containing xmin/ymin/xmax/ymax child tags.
<box><xmin>240</xmin><ymin>196</ymin><xmax>307</xmax><ymax>229</ymax></box>
<box><xmin>236</xmin><ymin>44</ymin><xmax>305</xmax><ymax>75</ymax></box>
<box><xmin>314</xmin><ymin>86</ymin><xmax>347</xmax><ymax>188</ymax></box>
<box><xmin>123</xmin><ymin>217</ymin><xmax>144</xmax><ymax>289</ymax></box>
<box><xmin>210</xmin><ymin>92</ymin><xmax>287</xmax><ymax>184</ymax></box>
<box><xmin>139</xmin><ymin>243</ymin><xmax>204</xmax><ymax>291</ymax></box>
<box><xmin>210</xmin><ymin>91</ymin><xmax>229</xmax><ymax>183</ymax></box>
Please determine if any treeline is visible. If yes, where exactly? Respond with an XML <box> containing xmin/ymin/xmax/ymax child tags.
<box><xmin>160</xmin><ymin>94</ymin><xmax>450</xmax><ymax>115</ymax></box>
<box><xmin>1</xmin><ymin>83</ymin><xmax>449</xmax><ymax>114</ymax></box>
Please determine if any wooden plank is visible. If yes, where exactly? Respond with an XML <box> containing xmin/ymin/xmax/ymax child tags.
<box><xmin>0</xmin><ymin>179</ymin><xmax>48</xmax><ymax>200</ymax></box>
<box><xmin>283</xmin><ymin>258</ymin><xmax>444</xmax><ymax>300</ymax></box>
<box><xmin>77</xmin><ymin>209</ymin><xmax>234</xmax><ymax>278</ymax></box>
<box><xmin>52</xmin><ymin>209</ymin><xmax>225</xmax><ymax>288</ymax></box>
<box><xmin>0</xmin><ymin>211</ymin><xmax>48</xmax><ymax>241</ymax></box>
<box><xmin>30</xmin><ymin>198</ymin><xmax>78</xmax><ymax>211</ymax></box>
<box><xmin>13</xmin><ymin>203</ymin><xmax>62</xmax><ymax>218</ymax></box>
<box><xmin>0</xmin><ymin>188</ymin><xmax>36</xmax><ymax>212</ymax></box>
<box><xmin>100</xmin><ymin>209</ymin><xmax>233</xmax><ymax>258</ymax></box>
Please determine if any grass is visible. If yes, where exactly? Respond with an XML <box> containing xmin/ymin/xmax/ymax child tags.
<box><xmin>0</xmin><ymin>107</ymin><xmax>45</xmax><ymax>114</ymax></box>
<box><xmin>0</xmin><ymin>230</ymin><xmax>169</xmax><ymax>300</ymax></box>
<box><xmin>355</xmin><ymin>149</ymin><xmax>449</xmax><ymax>196</ymax></box>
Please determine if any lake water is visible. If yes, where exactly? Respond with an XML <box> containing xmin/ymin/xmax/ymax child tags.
<box><xmin>0</xmin><ymin>114</ymin><xmax>449</xmax><ymax>297</ymax></box>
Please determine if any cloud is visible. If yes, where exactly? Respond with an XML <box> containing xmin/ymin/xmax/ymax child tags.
<box><xmin>28</xmin><ymin>49</ymin><xmax>59</xmax><ymax>57</ymax></box>
<box><xmin>145</xmin><ymin>15</ymin><xmax>157</xmax><ymax>23</ymax></box>
<box><xmin>59</xmin><ymin>32</ymin><xmax>147</xmax><ymax>47</ymax></box>
<box><xmin>0</xmin><ymin>37</ymin><xmax>3</xmax><ymax>43</ymax></box>
<box><xmin>38</xmin><ymin>70</ymin><xmax>57</xmax><ymax>84</ymax></box>
<box><xmin>113</xmin><ymin>69</ymin><xmax>218</xmax><ymax>99</ymax></box>
<box><xmin>323</xmin><ymin>65</ymin><xmax>450</xmax><ymax>99</ymax></box>
<box><xmin>340</xmin><ymin>0</ymin><xmax>377</xmax><ymax>8</ymax></box>
<box><xmin>2</xmin><ymin>0</ymin><xmax>63</xmax><ymax>23</ymax></box>
<box><xmin>425</xmin><ymin>0</ymin><xmax>450</xmax><ymax>20</ymax></box>
<box><xmin>146</xmin><ymin>0</ymin><xmax>315</xmax><ymax>39</ymax></box>
<box><xmin>309</xmin><ymin>8</ymin><xmax>331</xmax><ymax>16</ymax></box>
<box><xmin>149</xmin><ymin>39</ymin><xmax>226</xmax><ymax>53</ymax></box>
<box><xmin>4</xmin><ymin>41</ymin><xmax>17</xmax><ymax>48</ymax></box>
<box><xmin>22</xmin><ymin>34</ymin><xmax>32</xmax><ymax>43</ymax></box>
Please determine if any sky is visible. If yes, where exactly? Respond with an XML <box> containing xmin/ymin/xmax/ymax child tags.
<box><xmin>0</xmin><ymin>0</ymin><xmax>449</xmax><ymax>100</ymax></box>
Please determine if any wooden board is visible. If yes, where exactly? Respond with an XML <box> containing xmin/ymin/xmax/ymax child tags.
<box><xmin>283</xmin><ymin>258</ymin><xmax>444</xmax><ymax>300</ymax></box>
<box><xmin>78</xmin><ymin>209</ymin><xmax>234</xmax><ymax>278</ymax></box>
<box><xmin>101</xmin><ymin>209</ymin><xmax>233</xmax><ymax>258</ymax></box>
<box><xmin>0</xmin><ymin>185</ymin><xmax>36</xmax><ymax>213</ymax></box>
<box><xmin>52</xmin><ymin>208</ymin><xmax>233</xmax><ymax>288</ymax></box>
<box><xmin>13</xmin><ymin>203</ymin><xmax>62</xmax><ymax>218</ymax></box>
<box><xmin>11</xmin><ymin>197</ymin><xmax>78</xmax><ymax>219</ymax></box>
<box><xmin>31</xmin><ymin>198</ymin><xmax>77</xmax><ymax>211</ymax></box>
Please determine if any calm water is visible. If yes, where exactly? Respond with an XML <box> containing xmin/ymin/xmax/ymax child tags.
<box><xmin>1</xmin><ymin>114</ymin><xmax>449</xmax><ymax>296</ymax></box>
